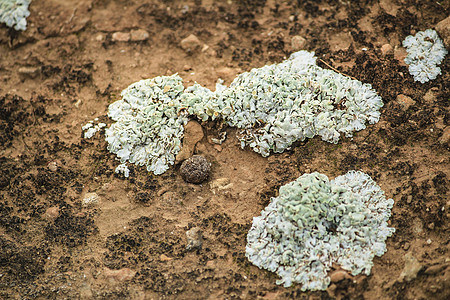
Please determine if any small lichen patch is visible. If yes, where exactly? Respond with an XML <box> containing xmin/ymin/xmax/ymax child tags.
<box><xmin>403</xmin><ymin>29</ymin><xmax>447</xmax><ymax>83</ymax></box>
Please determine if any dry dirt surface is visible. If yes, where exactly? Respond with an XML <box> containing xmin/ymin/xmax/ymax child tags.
<box><xmin>0</xmin><ymin>0</ymin><xmax>449</xmax><ymax>299</ymax></box>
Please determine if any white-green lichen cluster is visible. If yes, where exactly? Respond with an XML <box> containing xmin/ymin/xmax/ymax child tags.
<box><xmin>403</xmin><ymin>29</ymin><xmax>447</xmax><ymax>83</ymax></box>
<box><xmin>0</xmin><ymin>0</ymin><xmax>30</xmax><ymax>31</ymax></box>
<box><xmin>105</xmin><ymin>75</ymin><xmax>188</xmax><ymax>175</ymax></box>
<box><xmin>245</xmin><ymin>171</ymin><xmax>395</xmax><ymax>291</ymax></box>
<box><xmin>184</xmin><ymin>51</ymin><xmax>383</xmax><ymax>157</ymax></box>
<box><xmin>82</xmin><ymin>119</ymin><xmax>106</xmax><ymax>139</ymax></box>
<box><xmin>84</xmin><ymin>51</ymin><xmax>384</xmax><ymax>176</ymax></box>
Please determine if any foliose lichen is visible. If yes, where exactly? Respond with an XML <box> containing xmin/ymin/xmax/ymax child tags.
<box><xmin>403</xmin><ymin>29</ymin><xmax>448</xmax><ymax>83</ymax></box>
<box><xmin>0</xmin><ymin>0</ymin><xmax>31</xmax><ymax>31</ymax></box>
<box><xmin>83</xmin><ymin>51</ymin><xmax>384</xmax><ymax>176</ymax></box>
<box><xmin>184</xmin><ymin>51</ymin><xmax>383</xmax><ymax>157</ymax></box>
<box><xmin>104</xmin><ymin>75</ymin><xmax>188</xmax><ymax>175</ymax></box>
<box><xmin>82</xmin><ymin>119</ymin><xmax>106</xmax><ymax>139</ymax></box>
<box><xmin>245</xmin><ymin>171</ymin><xmax>395</xmax><ymax>291</ymax></box>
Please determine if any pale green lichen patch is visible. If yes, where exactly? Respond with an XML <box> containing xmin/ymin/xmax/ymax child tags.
<box><xmin>245</xmin><ymin>171</ymin><xmax>395</xmax><ymax>290</ymax></box>
<box><xmin>105</xmin><ymin>75</ymin><xmax>188</xmax><ymax>175</ymax></box>
<box><xmin>403</xmin><ymin>29</ymin><xmax>447</xmax><ymax>83</ymax></box>
<box><xmin>186</xmin><ymin>51</ymin><xmax>383</xmax><ymax>157</ymax></box>
<box><xmin>0</xmin><ymin>0</ymin><xmax>31</xmax><ymax>31</ymax></box>
<box><xmin>83</xmin><ymin>51</ymin><xmax>385</xmax><ymax>176</ymax></box>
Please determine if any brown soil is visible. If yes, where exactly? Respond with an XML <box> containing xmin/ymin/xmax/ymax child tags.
<box><xmin>1</xmin><ymin>0</ymin><xmax>449</xmax><ymax>299</ymax></box>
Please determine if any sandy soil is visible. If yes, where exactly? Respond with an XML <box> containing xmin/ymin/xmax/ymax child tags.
<box><xmin>0</xmin><ymin>0</ymin><xmax>449</xmax><ymax>299</ymax></box>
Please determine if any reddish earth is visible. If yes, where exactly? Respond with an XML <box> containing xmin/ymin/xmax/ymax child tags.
<box><xmin>0</xmin><ymin>1</ymin><xmax>449</xmax><ymax>299</ymax></box>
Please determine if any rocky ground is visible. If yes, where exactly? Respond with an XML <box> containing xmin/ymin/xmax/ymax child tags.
<box><xmin>0</xmin><ymin>0</ymin><xmax>449</xmax><ymax>299</ymax></box>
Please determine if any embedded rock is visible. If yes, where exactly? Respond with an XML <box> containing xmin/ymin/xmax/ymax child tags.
<box><xmin>180</xmin><ymin>34</ymin><xmax>202</xmax><ymax>53</ymax></box>
<box><xmin>396</xmin><ymin>94</ymin><xmax>415</xmax><ymax>110</ymax></box>
<box><xmin>82</xmin><ymin>192</ymin><xmax>100</xmax><ymax>207</ymax></box>
<box><xmin>176</xmin><ymin>121</ymin><xmax>204</xmax><ymax>163</ymax></box>
<box><xmin>436</xmin><ymin>15</ymin><xmax>450</xmax><ymax>48</ymax></box>
<box><xmin>112</xmin><ymin>32</ymin><xmax>130</xmax><ymax>42</ymax></box>
<box><xmin>398</xmin><ymin>252</ymin><xmax>422</xmax><ymax>282</ymax></box>
<box><xmin>18</xmin><ymin>66</ymin><xmax>40</xmax><ymax>79</ymax></box>
<box><xmin>291</xmin><ymin>35</ymin><xmax>307</xmax><ymax>50</ymax></box>
<box><xmin>104</xmin><ymin>267</ymin><xmax>136</xmax><ymax>282</ymax></box>
<box><xmin>130</xmin><ymin>29</ymin><xmax>149</xmax><ymax>42</ymax></box>
<box><xmin>380</xmin><ymin>44</ymin><xmax>394</xmax><ymax>56</ymax></box>
<box><xmin>186</xmin><ymin>227</ymin><xmax>203</xmax><ymax>250</ymax></box>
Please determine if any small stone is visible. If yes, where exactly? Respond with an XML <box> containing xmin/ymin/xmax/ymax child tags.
<box><xmin>186</xmin><ymin>227</ymin><xmax>203</xmax><ymax>251</ymax></box>
<box><xmin>398</xmin><ymin>252</ymin><xmax>422</xmax><ymax>282</ymax></box>
<box><xmin>380</xmin><ymin>43</ymin><xmax>394</xmax><ymax>56</ymax></box>
<box><xmin>210</xmin><ymin>177</ymin><xmax>232</xmax><ymax>191</ymax></box>
<box><xmin>423</xmin><ymin>88</ymin><xmax>438</xmax><ymax>104</ymax></box>
<box><xmin>403</xmin><ymin>242</ymin><xmax>410</xmax><ymax>250</ymax></box>
<box><xmin>438</xmin><ymin>127</ymin><xmax>450</xmax><ymax>145</ymax></box>
<box><xmin>180</xmin><ymin>34</ymin><xmax>202</xmax><ymax>53</ymax></box>
<box><xmin>427</xmin><ymin>222</ymin><xmax>435</xmax><ymax>230</ymax></box>
<box><xmin>436</xmin><ymin>15</ymin><xmax>450</xmax><ymax>49</ymax></box>
<box><xmin>176</xmin><ymin>121</ymin><xmax>204</xmax><ymax>162</ymax></box>
<box><xmin>45</xmin><ymin>206</ymin><xmax>60</xmax><ymax>219</ymax></box>
<box><xmin>112</xmin><ymin>32</ymin><xmax>130</xmax><ymax>42</ymax></box>
<box><xmin>396</xmin><ymin>94</ymin><xmax>415</xmax><ymax>110</ymax></box>
<box><xmin>412</xmin><ymin>218</ymin><xmax>424</xmax><ymax>234</ymax></box>
<box><xmin>82</xmin><ymin>192</ymin><xmax>100</xmax><ymax>207</ymax></box>
<box><xmin>406</xmin><ymin>195</ymin><xmax>413</xmax><ymax>204</ymax></box>
<box><xmin>213</xmin><ymin>144</ymin><xmax>222</xmax><ymax>152</ymax></box>
<box><xmin>330</xmin><ymin>270</ymin><xmax>351</xmax><ymax>283</ymax></box>
<box><xmin>180</xmin><ymin>155</ymin><xmax>210</xmax><ymax>184</ymax></box>
<box><xmin>426</xmin><ymin>239</ymin><xmax>432</xmax><ymax>245</ymax></box>
<box><xmin>47</xmin><ymin>161</ymin><xmax>58</xmax><ymax>172</ymax></box>
<box><xmin>160</xmin><ymin>254</ymin><xmax>173</xmax><ymax>261</ymax></box>
<box><xmin>18</xmin><ymin>66</ymin><xmax>40</xmax><ymax>79</ymax></box>
<box><xmin>206</xmin><ymin>260</ymin><xmax>215</xmax><ymax>268</ymax></box>
<box><xmin>291</xmin><ymin>35</ymin><xmax>307</xmax><ymax>50</ymax></box>
<box><xmin>201</xmin><ymin>44</ymin><xmax>209</xmax><ymax>52</ymax></box>
<box><xmin>95</xmin><ymin>34</ymin><xmax>104</xmax><ymax>42</ymax></box>
<box><xmin>379</xmin><ymin>0</ymin><xmax>398</xmax><ymax>16</ymax></box>
<box><xmin>104</xmin><ymin>267</ymin><xmax>136</xmax><ymax>282</ymax></box>
<box><xmin>130</xmin><ymin>29</ymin><xmax>149</xmax><ymax>42</ymax></box>
<box><xmin>394</xmin><ymin>46</ymin><xmax>408</xmax><ymax>66</ymax></box>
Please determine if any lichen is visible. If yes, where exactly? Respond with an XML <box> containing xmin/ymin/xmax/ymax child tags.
<box><xmin>185</xmin><ymin>51</ymin><xmax>383</xmax><ymax>157</ymax></box>
<box><xmin>245</xmin><ymin>171</ymin><xmax>395</xmax><ymax>290</ymax></box>
<box><xmin>84</xmin><ymin>51</ymin><xmax>384</xmax><ymax>176</ymax></box>
<box><xmin>403</xmin><ymin>29</ymin><xmax>447</xmax><ymax>83</ymax></box>
<box><xmin>0</xmin><ymin>0</ymin><xmax>31</xmax><ymax>31</ymax></box>
<box><xmin>104</xmin><ymin>75</ymin><xmax>188</xmax><ymax>175</ymax></box>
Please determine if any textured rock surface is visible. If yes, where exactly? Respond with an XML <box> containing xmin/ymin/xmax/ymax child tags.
<box><xmin>180</xmin><ymin>155</ymin><xmax>211</xmax><ymax>184</ymax></box>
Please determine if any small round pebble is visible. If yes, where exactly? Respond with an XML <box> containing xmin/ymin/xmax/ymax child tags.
<box><xmin>180</xmin><ymin>155</ymin><xmax>211</xmax><ymax>184</ymax></box>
